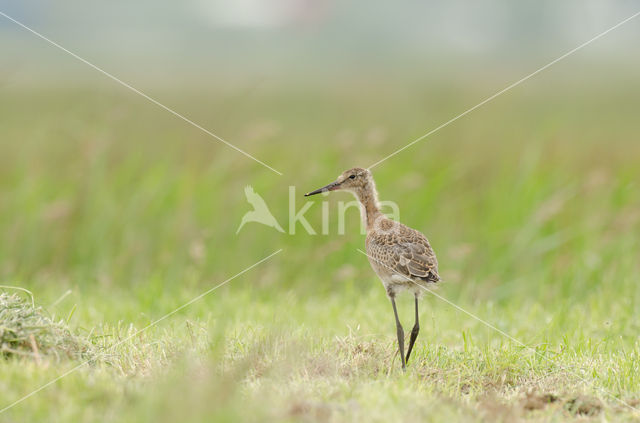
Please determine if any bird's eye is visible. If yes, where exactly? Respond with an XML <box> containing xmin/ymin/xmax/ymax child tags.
<box><xmin>349</xmin><ymin>175</ymin><xmax>356</xmax><ymax>179</ymax></box>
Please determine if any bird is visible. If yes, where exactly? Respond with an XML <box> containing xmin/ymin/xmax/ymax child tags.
<box><xmin>236</xmin><ymin>185</ymin><xmax>285</xmax><ymax>234</ymax></box>
<box><xmin>305</xmin><ymin>167</ymin><xmax>439</xmax><ymax>370</ymax></box>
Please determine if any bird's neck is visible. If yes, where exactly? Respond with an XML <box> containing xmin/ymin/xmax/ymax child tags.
<box><xmin>355</xmin><ymin>182</ymin><xmax>382</xmax><ymax>230</ymax></box>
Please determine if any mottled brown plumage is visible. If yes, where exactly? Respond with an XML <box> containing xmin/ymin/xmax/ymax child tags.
<box><xmin>366</xmin><ymin>218</ymin><xmax>440</xmax><ymax>298</ymax></box>
<box><xmin>305</xmin><ymin>167</ymin><xmax>439</xmax><ymax>370</ymax></box>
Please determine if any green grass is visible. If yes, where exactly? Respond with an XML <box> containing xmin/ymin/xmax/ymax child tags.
<box><xmin>1</xmin><ymin>71</ymin><xmax>639</xmax><ymax>422</ymax></box>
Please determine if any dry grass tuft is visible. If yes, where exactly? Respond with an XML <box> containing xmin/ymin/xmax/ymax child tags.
<box><xmin>0</xmin><ymin>292</ymin><xmax>93</xmax><ymax>361</ymax></box>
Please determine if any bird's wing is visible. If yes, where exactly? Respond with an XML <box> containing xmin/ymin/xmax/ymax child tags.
<box><xmin>368</xmin><ymin>224</ymin><xmax>439</xmax><ymax>282</ymax></box>
<box><xmin>395</xmin><ymin>241</ymin><xmax>438</xmax><ymax>280</ymax></box>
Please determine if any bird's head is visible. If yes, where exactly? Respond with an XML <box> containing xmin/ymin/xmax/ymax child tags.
<box><xmin>305</xmin><ymin>167</ymin><xmax>372</xmax><ymax>197</ymax></box>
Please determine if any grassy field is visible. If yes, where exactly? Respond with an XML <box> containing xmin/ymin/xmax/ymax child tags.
<box><xmin>1</xmin><ymin>71</ymin><xmax>639</xmax><ymax>422</ymax></box>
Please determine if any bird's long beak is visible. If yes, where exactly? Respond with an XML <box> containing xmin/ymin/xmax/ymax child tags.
<box><xmin>305</xmin><ymin>180</ymin><xmax>340</xmax><ymax>196</ymax></box>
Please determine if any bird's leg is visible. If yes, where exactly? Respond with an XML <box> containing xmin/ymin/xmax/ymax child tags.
<box><xmin>405</xmin><ymin>295</ymin><xmax>420</xmax><ymax>364</ymax></box>
<box><xmin>390</xmin><ymin>296</ymin><xmax>406</xmax><ymax>371</ymax></box>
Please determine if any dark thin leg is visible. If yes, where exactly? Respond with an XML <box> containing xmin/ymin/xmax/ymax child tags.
<box><xmin>405</xmin><ymin>296</ymin><xmax>420</xmax><ymax>364</ymax></box>
<box><xmin>390</xmin><ymin>296</ymin><xmax>406</xmax><ymax>371</ymax></box>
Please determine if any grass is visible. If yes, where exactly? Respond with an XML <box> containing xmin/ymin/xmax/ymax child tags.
<box><xmin>0</xmin><ymin>291</ymin><xmax>93</xmax><ymax>361</ymax></box>
<box><xmin>0</xmin><ymin>70</ymin><xmax>639</xmax><ymax>422</ymax></box>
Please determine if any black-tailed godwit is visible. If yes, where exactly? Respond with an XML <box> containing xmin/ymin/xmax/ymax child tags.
<box><xmin>306</xmin><ymin>167</ymin><xmax>439</xmax><ymax>370</ymax></box>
